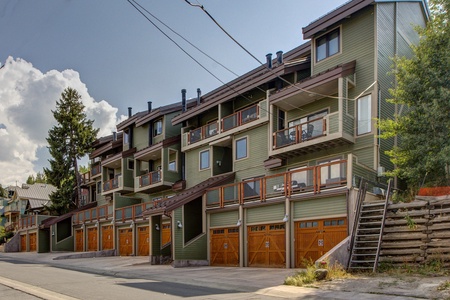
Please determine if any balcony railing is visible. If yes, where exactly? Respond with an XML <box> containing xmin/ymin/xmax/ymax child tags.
<box><xmin>81</xmin><ymin>172</ymin><xmax>91</xmax><ymax>185</ymax></box>
<box><xmin>5</xmin><ymin>222</ymin><xmax>17</xmax><ymax>232</ymax></box>
<box><xmin>222</xmin><ymin>104</ymin><xmax>258</xmax><ymax>132</ymax></box>
<box><xmin>4</xmin><ymin>204</ymin><xmax>19</xmax><ymax>213</ymax></box>
<box><xmin>188</xmin><ymin>121</ymin><xmax>219</xmax><ymax>145</ymax></box>
<box><xmin>115</xmin><ymin>202</ymin><xmax>153</xmax><ymax>223</ymax></box>
<box><xmin>206</xmin><ymin>160</ymin><xmax>347</xmax><ymax>208</ymax></box>
<box><xmin>103</xmin><ymin>176</ymin><xmax>120</xmax><ymax>192</ymax></box>
<box><xmin>19</xmin><ymin>215</ymin><xmax>36</xmax><ymax>229</ymax></box>
<box><xmin>138</xmin><ymin>170</ymin><xmax>162</xmax><ymax>188</ymax></box>
<box><xmin>273</xmin><ymin>117</ymin><xmax>326</xmax><ymax>149</ymax></box>
<box><xmin>73</xmin><ymin>204</ymin><xmax>112</xmax><ymax>224</ymax></box>
<box><xmin>91</xmin><ymin>164</ymin><xmax>101</xmax><ymax>177</ymax></box>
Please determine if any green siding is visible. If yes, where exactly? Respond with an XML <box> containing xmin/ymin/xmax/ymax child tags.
<box><xmin>185</xmin><ymin>145</ymin><xmax>211</xmax><ymax>188</ymax></box>
<box><xmin>293</xmin><ymin>196</ymin><xmax>347</xmax><ymax>220</ymax></box>
<box><xmin>164</xmin><ymin>112</ymin><xmax>182</xmax><ymax>138</ymax></box>
<box><xmin>173</xmin><ymin>207</ymin><xmax>207</xmax><ymax>260</ymax></box>
<box><xmin>287</xmin><ymin>98</ymin><xmax>338</xmax><ymax>124</ymax></box>
<box><xmin>353</xmin><ymin>135</ymin><xmax>375</xmax><ymax>169</ymax></box>
<box><xmin>51</xmin><ymin>224</ymin><xmax>74</xmax><ymax>251</ymax></box>
<box><xmin>38</xmin><ymin>229</ymin><xmax>50</xmax><ymax>253</ymax></box>
<box><xmin>114</xmin><ymin>194</ymin><xmax>141</xmax><ymax>209</ymax></box>
<box><xmin>122</xmin><ymin>158</ymin><xmax>134</xmax><ymax>188</ymax></box>
<box><xmin>210</xmin><ymin>210</ymin><xmax>239</xmax><ymax>227</ymax></box>
<box><xmin>134</xmin><ymin>124</ymin><xmax>149</xmax><ymax>151</ymax></box>
<box><xmin>246</xmin><ymin>203</ymin><xmax>284</xmax><ymax>224</ymax></box>
<box><xmin>151</xmin><ymin>215</ymin><xmax>161</xmax><ymax>255</ymax></box>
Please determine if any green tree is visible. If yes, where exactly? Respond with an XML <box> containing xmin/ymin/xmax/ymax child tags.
<box><xmin>379</xmin><ymin>0</ymin><xmax>450</xmax><ymax>190</ymax></box>
<box><xmin>44</xmin><ymin>87</ymin><xmax>99</xmax><ymax>215</ymax></box>
<box><xmin>26</xmin><ymin>171</ymin><xmax>48</xmax><ymax>184</ymax></box>
<box><xmin>0</xmin><ymin>184</ymin><xmax>5</xmax><ymax>197</ymax></box>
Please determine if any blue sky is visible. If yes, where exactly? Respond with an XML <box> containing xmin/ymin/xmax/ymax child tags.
<box><xmin>0</xmin><ymin>0</ymin><xmax>347</xmax><ymax>185</ymax></box>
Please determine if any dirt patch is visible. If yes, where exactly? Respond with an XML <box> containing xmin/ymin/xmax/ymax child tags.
<box><xmin>315</xmin><ymin>273</ymin><xmax>450</xmax><ymax>299</ymax></box>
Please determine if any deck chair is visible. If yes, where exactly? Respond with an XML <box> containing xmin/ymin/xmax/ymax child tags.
<box><xmin>302</xmin><ymin>124</ymin><xmax>314</xmax><ymax>141</ymax></box>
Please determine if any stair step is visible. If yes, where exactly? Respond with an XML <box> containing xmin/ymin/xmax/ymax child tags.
<box><xmin>358</xmin><ymin>221</ymin><xmax>382</xmax><ymax>225</ymax></box>
<box><xmin>362</xmin><ymin>202</ymin><xmax>385</xmax><ymax>208</ymax></box>
<box><xmin>353</xmin><ymin>246</ymin><xmax>378</xmax><ymax>250</ymax></box>
<box><xmin>351</xmin><ymin>253</ymin><xmax>377</xmax><ymax>256</ymax></box>
<box><xmin>356</xmin><ymin>234</ymin><xmax>381</xmax><ymax>238</ymax></box>
<box><xmin>351</xmin><ymin>260</ymin><xmax>376</xmax><ymax>263</ymax></box>
<box><xmin>361</xmin><ymin>208</ymin><xmax>384</xmax><ymax>213</ymax></box>
<box><xmin>360</xmin><ymin>215</ymin><xmax>383</xmax><ymax>219</ymax></box>
<box><xmin>349</xmin><ymin>266</ymin><xmax>375</xmax><ymax>269</ymax></box>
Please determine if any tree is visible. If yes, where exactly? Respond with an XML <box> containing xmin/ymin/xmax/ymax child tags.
<box><xmin>379</xmin><ymin>0</ymin><xmax>450</xmax><ymax>189</ymax></box>
<box><xmin>26</xmin><ymin>171</ymin><xmax>48</xmax><ymax>184</ymax></box>
<box><xmin>44</xmin><ymin>87</ymin><xmax>99</xmax><ymax>215</ymax></box>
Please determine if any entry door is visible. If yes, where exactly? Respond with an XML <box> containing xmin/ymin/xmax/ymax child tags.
<box><xmin>87</xmin><ymin>227</ymin><xmax>98</xmax><ymax>251</ymax></box>
<box><xmin>119</xmin><ymin>228</ymin><xmax>133</xmax><ymax>256</ymax></box>
<box><xmin>29</xmin><ymin>233</ymin><xmax>37</xmax><ymax>252</ymax></box>
<box><xmin>210</xmin><ymin>228</ymin><xmax>239</xmax><ymax>266</ymax></box>
<box><xmin>75</xmin><ymin>229</ymin><xmax>84</xmax><ymax>252</ymax></box>
<box><xmin>295</xmin><ymin>217</ymin><xmax>347</xmax><ymax>267</ymax></box>
<box><xmin>102</xmin><ymin>225</ymin><xmax>113</xmax><ymax>250</ymax></box>
<box><xmin>21</xmin><ymin>235</ymin><xmax>27</xmax><ymax>252</ymax></box>
<box><xmin>248</xmin><ymin>223</ymin><xmax>286</xmax><ymax>268</ymax></box>
<box><xmin>137</xmin><ymin>226</ymin><xmax>149</xmax><ymax>256</ymax></box>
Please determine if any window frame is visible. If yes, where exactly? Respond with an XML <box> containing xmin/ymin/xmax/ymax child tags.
<box><xmin>199</xmin><ymin>149</ymin><xmax>210</xmax><ymax>170</ymax></box>
<box><xmin>357</xmin><ymin>94</ymin><xmax>372</xmax><ymax>135</ymax></box>
<box><xmin>315</xmin><ymin>27</ymin><xmax>341</xmax><ymax>62</ymax></box>
<box><xmin>235</xmin><ymin>136</ymin><xmax>248</xmax><ymax>161</ymax></box>
<box><xmin>154</xmin><ymin>118</ymin><xmax>163</xmax><ymax>137</ymax></box>
<box><xmin>168</xmin><ymin>148</ymin><xmax>177</xmax><ymax>172</ymax></box>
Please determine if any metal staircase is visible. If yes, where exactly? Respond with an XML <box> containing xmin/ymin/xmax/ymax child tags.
<box><xmin>348</xmin><ymin>179</ymin><xmax>392</xmax><ymax>272</ymax></box>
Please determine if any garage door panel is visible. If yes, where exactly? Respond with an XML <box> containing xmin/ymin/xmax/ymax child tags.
<box><xmin>75</xmin><ymin>229</ymin><xmax>84</xmax><ymax>252</ymax></box>
<box><xmin>102</xmin><ymin>225</ymin><xmax>113</xmax><ymax>250</ymax></box>
<box><xmin>138</xmin><ymin>226</ymin><xmax>149</xmax><ymax>256</ymax></box>
<box><xmin>21</xmin><ymin>235</ymin><xmax>26</xmax><ymax>252</ymax></box>
<box><xmin>119</xmin><ymin>228</ymin><xmax>133</xmax><ymax>256</ymax></box>
<box><xmin>248</xmin><ymin>224</ymin><xmax>285</xmax><ymax>268</ymax></box>
<box><xmin>87</xmin><ymin>228</ymin><xmax>98</xmax><ymax>252</ymax></box>
<box><xmin>29</xmin><ymin>233</ymin><xmax>37</xmax><ymax>252</ymax></box>
<box><xmin>210</xmin><ymin>228</ymin><xmax>239</xmax><ymax>266</ymax></box>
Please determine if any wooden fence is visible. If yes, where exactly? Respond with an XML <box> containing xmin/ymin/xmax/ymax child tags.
<box><xmin>380</xmin><ymin>195</ymin><xmax>450</xmax><ymax>266</ymax></box>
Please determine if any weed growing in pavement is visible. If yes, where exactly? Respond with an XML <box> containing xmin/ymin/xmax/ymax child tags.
<box><xmin>437</xmin><ymin>280</ymin><xmax>450</xmax><ymax>291</ymax></box>
<box><xmin>284</xmin><ymin>259</ymin><xmax>352</xmax><ymax>287</ymax></box>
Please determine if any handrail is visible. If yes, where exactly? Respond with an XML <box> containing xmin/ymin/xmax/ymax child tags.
<box><xmin>374</xmin><ymin>179</ymin><xmax>392</xmax><ymax>272</ymax></box>
<box><xmin>347</xmin><ymin>178</ymin><xmax>367</xmax><ymax>270</ymax></box>
<box><xmin>273</xmin><ymin>116</ymin><xmax>326</xmax><ymax>149</ymax></box>
<box><xmin>139</xmin><ymin>170</ymin><xmax>162</xmax><ymax>187</ymax></box>
<box><xmin>188</xmin><ymin>121</ymin><xmax>219</xmax><ymax>145</ymax></box>
<box><xmin>222</xmin><ymin>103</ymin><xmax>259</xmax><ymax>132</ymax></box>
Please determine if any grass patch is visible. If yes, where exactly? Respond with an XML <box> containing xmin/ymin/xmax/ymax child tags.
<box><xmin>284</xmin><ymin>260</ymin><xmax>352</xmax><ymax>287</ymax></box>
<box><xmin>377</xmin><ymin>259</ymin><xmax>448</xmax><ymax>276</ymax></box>
<box><xmin>438</xmin><ymin>280</ymin><xmax>450</xmax><ymax>291</ymax></box>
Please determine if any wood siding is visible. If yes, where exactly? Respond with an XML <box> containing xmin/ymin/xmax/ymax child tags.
<box><xmin>210</xmin><ymin>210</ymin><xmax>239</xmax><ymax>228</ymax></box>
<box><xmin>246</xmin><ymin>204</ymin><xmax>284</xmax><ymax>224</ymax></box>
<box><xmin>293</xmin><ymin>196</ymin><xmax>347</xmax><ymax>220</ymax></box>
<box><xmin>173</xmin><ymin>208</ymin><xmax>207</xmax><ymax>260</ymax></box>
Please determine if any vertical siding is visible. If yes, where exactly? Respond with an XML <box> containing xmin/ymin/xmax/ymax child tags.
<box><xmin>246</xmin><ymin>204</ymin><xmax>284</xmax><ymax>224</ymax></box>
<box><xmin>353</xmin><ymin>135</ymin><xmax>375</xmax><ymax>168</ymax></box>
<box><xmin>293</xmin><ymin>196</ymin><xmax>346</xmax><ymax>220</ymax></box>
<box><xmin>122</xmin><ymin>158</ymin><xmax>134</xmax><ymax>187</ymax></box>
<box><xmin>286</xmin><ymin>98</ymin><xmax>338</xmax><ymax>123</ymax></box>
<box><xmin>164</xmin><ymin>111</ymin><xmax>182</xmax><ymax>138</ymax></box>
<box><xmin>133</xmin><ymin>124</ymin><xmax>148</xmax><ymax>151</ymax></box>
<box><xmin>185</xmin><ymin>145</ymin><xmax>211</xmax><ymax>188</ymax></box>
<box><xmin>210</xmin><ymin>210</ymin><xmax>239</xmax><ymax>227</ymax></box>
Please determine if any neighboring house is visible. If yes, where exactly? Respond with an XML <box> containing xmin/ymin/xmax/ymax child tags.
<box><xmin>4</xmin><ymin>183</ymin><xmax>56</xmax><ymax>252</ymax></box>
<box><xmin>35</xmin><ymin>0</ymin><xmax>429</xmax><ymax>269</ymax></box>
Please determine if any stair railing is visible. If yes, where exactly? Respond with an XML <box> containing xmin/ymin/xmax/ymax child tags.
<box><xmin>373</xmin><ymin>179</ymin><xmax>393</xmax><ymax>272</ymax></box>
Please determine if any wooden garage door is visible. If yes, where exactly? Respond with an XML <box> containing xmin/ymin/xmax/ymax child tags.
<box><xmin>138</xmin><ymin>226</ymin><xmax>149</xmax><ymax>256</ymax></box>
<box><xmin>20</xmin><ymin>235</ymin><xmax>26</xmax><ymax>252</ymax></box>
<box><xmin>29</xmin><ymin>233</ymin><xmax>37</xmax><ymax>252</ymax></box>
<box><xmin>161</xmin><ymin>223</ymin><xmax>171</xmax><ymax>247</ymax></box>
<box><xmin>210</xmin><ymin>228</ymin><xmax>239</xmax><ymax>266</ymax></box>
<box><xmin>75</xmin><ymin>229</ymin><xmax>84</xmax><ymax>252</ymax></box>
<box><xmin>119</xmin><ymin>228</ymin><xmax>133</xmax><ymax>256</ymax></box>
<box><xmin>295</xmin><ymin>217</ymin><xmax>347</xmax><ymax>267</ymax></box>
<box><xmin>87</xmin><ymin>227</ymin><xmax>98</xmax><ymax>251</ymax></box>
<box><xmin>102</xmin><ymin>225</ymin><xmax>113</xmax><ymax>250</ymax></box>
<box><xmin>248</xmin><ymin>223</ymin><xmax>285</xmax><ymax>268</ymax></box>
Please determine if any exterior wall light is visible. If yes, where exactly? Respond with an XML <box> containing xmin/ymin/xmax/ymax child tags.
<box><xmin>177</xmin><ymin>221</ymin><xmax>182</xmax><ymax>228</ymax></box>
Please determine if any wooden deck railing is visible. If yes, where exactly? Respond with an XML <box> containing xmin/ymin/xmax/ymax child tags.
<box><xmin>19</xmin><ymin>215</ymin><xmax>36</xmax><ymax>229</ymax></box>
<box><xmin>91</xmin><ymin>164</ymin><xmax>101</xmax><ymax>176</ymax></box>
<box><xmin>222</xmin><ymin>104</ymin><xmax>259</xmax><ymax>132</ymax></box>
<box><xmin>73</xmin><ymin>204</ymin><xmax>112</xmax><ymax>224</ymax></box>
<box><xmin>188</xmin><ymin>121</ymin><xmax>219</xmax><ymax>145</ymax></box>
<box><xmin>103</xmin><ymin>176</ymin><xmax>120</xmax><ymax>192</ymax></box>
<box><xmin>206</xmin><ymin>160</ymin><xmax>347</xmax><ymax>208</ymax></box>
<box><xmin>114</xmin><ymin>202</ymin><xmax>153</xmax><ymax>223</ymax></box>
<box><xmin>138</xmin><ymin>170</ymin><xmax>162</xmax><ymax>187</ymax></box>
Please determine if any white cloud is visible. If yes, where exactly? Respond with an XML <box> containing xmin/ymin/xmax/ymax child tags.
<box><xmin>0</xmin><ymin>56</ymin><xmax>124</xmax><ymax>186</ymax></box>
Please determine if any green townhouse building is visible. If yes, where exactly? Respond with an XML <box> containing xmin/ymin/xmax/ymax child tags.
<box><xmin>141</xmin><ymin>0</ymin><xmax>429</xmax><ymax>268</ymax></box>
<box><xmin>25</xmin><ymin>0</ymin><xmax>428</xmax><ymax>268</ymax></box>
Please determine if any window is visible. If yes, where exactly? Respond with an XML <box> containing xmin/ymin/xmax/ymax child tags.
<box><xmin>168</xmin><ymin>149</ymin><xmax>177</xmax><ymax>171</ymax></box>
<box><xmin>289</xmin><ymin>110</ymin><xmax>328</xmax><ymax>140</ymax></box>
<box><xmin>235</xmin><ymin>137</ymin><xmax>248</xmax><ymax>160</ymax></box>
<box><xmin>96</xmin><ymin>181</ymin><xmax>101</xmax><ymax>194</ymax></box>
<box><xmin>316</xmin><ymin>28</ymin><xmax>340</xmax><ymax>62</ymax></box>
<box><xmin>200</xmin><ymin>149</ymin><xmax>210</xmax><ymax>170</ymax></box>
<box><xmin>127</xmin><ymin>159</ymin><xmax>134</xmax><ymax>170</ymax></box>
<box><xmin>154</xmin><ymin>119</ymin><xmax>163</xmax><ymax>136</ymax></box>
<box><xmin>124</xmin><ymin>130</ymin><xmax>129</xmax><ymax>145</ymax></box>
<box><xmin>357</xmin><ymin>95</ymin><xmax>371</xmax><ymax>135</ymax></box>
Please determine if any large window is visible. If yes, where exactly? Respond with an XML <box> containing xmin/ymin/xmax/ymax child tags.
<box><xmin>289</xmin><ymin>110</ymin><xmax>328</xmax><ymax>140</ymax></box>
<box><xmin>357</xmin><ymin>95</ymin><xmax>371</xmax><ymax>135</ymax></box>
<box><xmin>154</xmin><ymin>119</ymin><xmax>163</xmax><ymax>136</ymax></box>
<box><xmin>168</xmin><ymin>149</ymin><xmax>177</xmax><ymax>172</ymax></box>
<box><xmin>316</xmin><ymin>28</ymin><xmax>340</xmax><ymax>62</ymax></box>
<box><xmin>235</xmin><ymin>137</ymin><xmax>248</xmax><ymax>160</ymax></box>
<box><xmin>200</xmin><ymin>149</ymin><xmax>210</xmax><ymax>170</ymax></box>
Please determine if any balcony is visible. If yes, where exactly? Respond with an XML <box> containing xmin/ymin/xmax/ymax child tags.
<box><xmin>73</xmin><ymin>204</ymin><xmax>112</xmax><ymax>225</ymax></box>
<box><xmin>115</xmin><ymin>202</ymin><xmax>153</xmax><ymax>223</ymax></box>
<box><xmin>182</xmin><ymin>100</ymin><xmax>268</xmax><ymax>151</ymax></box>
<box><xmin>19</xmin><ymin>215</ymin><xmax>37</xmax><ymax>229</ymax></box>
<box><xmin>91</xmin><ymin>164</ymin><xmax>101</xmax><ymax>178</ymax></box>
<box><xmin>4</xmin><ymin>204</ymin><xmax>19</xmax><ymax>216</ymax></box>
<box><xmin>206</xmin><ymin>160</ymin><xmax>348</xmax><ymax>208</ymax></box>
<box><xmin>270</xmin><ymin>111</ymin><xmax>354</xmax><ymax>159</ymax></box>
<box><xmin>5</xmin><ymin>222</ymin><xmax>17</xmax><ymax>232</ymax></box>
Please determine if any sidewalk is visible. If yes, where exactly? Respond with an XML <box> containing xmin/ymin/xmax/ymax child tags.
<box><xmin>0</xmin><ymin>251</ymin><xmax>446</xmax><ymax>299</ymax></box>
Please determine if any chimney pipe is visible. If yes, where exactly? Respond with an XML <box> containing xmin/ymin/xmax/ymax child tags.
<box><xmin>266</xmin><ymin>53</ymin><xmax>272</xmax><ymax>69</ymax></box>
<box><xmin>276</xmin><ymin>51</ymin><xmax>283</xmax><ymax>65</ymax></box>
<box><xmin>181</xmin><ymin>89</ymin><xmax>187</xmax><ymax>113</ymax></box>
<box><xmin>148</xmin><ymin>101</ymin><xmax>152</xmax><ymax>113</ymax></box>
<box><xmin>112</xmin><ymin>131</ymin><xmax>117</xmax><ymax>141</ymax></box>
<box><xmin>128</xmin><ymin>107</ymin><xmax>132</xmax><ymax>118</ymax></box>
<box><xmin>196</xmin><ymin>88</ymin><xmax>201</xmax><ymax>106</ymax></box>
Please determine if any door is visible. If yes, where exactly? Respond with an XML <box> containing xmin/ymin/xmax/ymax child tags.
<box><xmin>20</xmin><ymin>235</ymin><xmax>26</xmax><ymax>252</ymax></box>
<box><xmin>137</xmin><ymin>226</ymin><xmax>149</xmax><ymax>256</ymax></box>
<box><xmin>119</xmin><ymin>228</ymin><xmax>133</xmax><ymax>256</ymax></box>
<box><xmin>247</xmin><ymin>223</ymin><xmax>286</xmax><ymax>268</ymax></box>
<box><xmin>87</xmin><ymin>227</ymin><xmax>98</xmax><ymax>251</ymax></box>
<box><xmin>295</xmin><ymin>217</ymin><xmax>347</xmax><ymax>267</ymax></box>
<box><xmin>102</xmin><ymin>225</ymin><xmax>113</xmax><ymax>250</ymax></box>
<box><xmin>75</xmin><ymin>229</ymin><xmax>84</xmax><ymax>252</ymax></box>
<box><xmin>29</xmin><ymin>233</ymin><xmax>37</xmax><ymax>252</ymax></box>
<box><xmin>210</xmin><ymin>228</ymin><xmax>239</xmax><ymax>266</ymax></box>
<box><xmin>161</xmin><ymin>223</ymin><xmax>171</xmax><ymax>247</ymax></box>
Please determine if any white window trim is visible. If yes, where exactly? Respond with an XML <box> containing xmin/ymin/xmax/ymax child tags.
<box><xmin>199</xmin><ymin>149</ymin><xmax>210</xmax><ymax>171</ymax></box>
<box><xmin>168</xmin><ymin>148</ymin><xmax>178</xmax><ymax>172</ymax></box>
<box><xmin>357</xmin><ymin>94</ymin><xmax>372</xmax><ymax>136</ymax></box>
<box><xmin>154</xmin><ymin>119</ymin><xmax>163</xmax><ymax>137</ymax></box>
<box><xmin>235</xmin><ymin>136</ymin><xmax>249</xmax><ymax>161</ymax></box>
